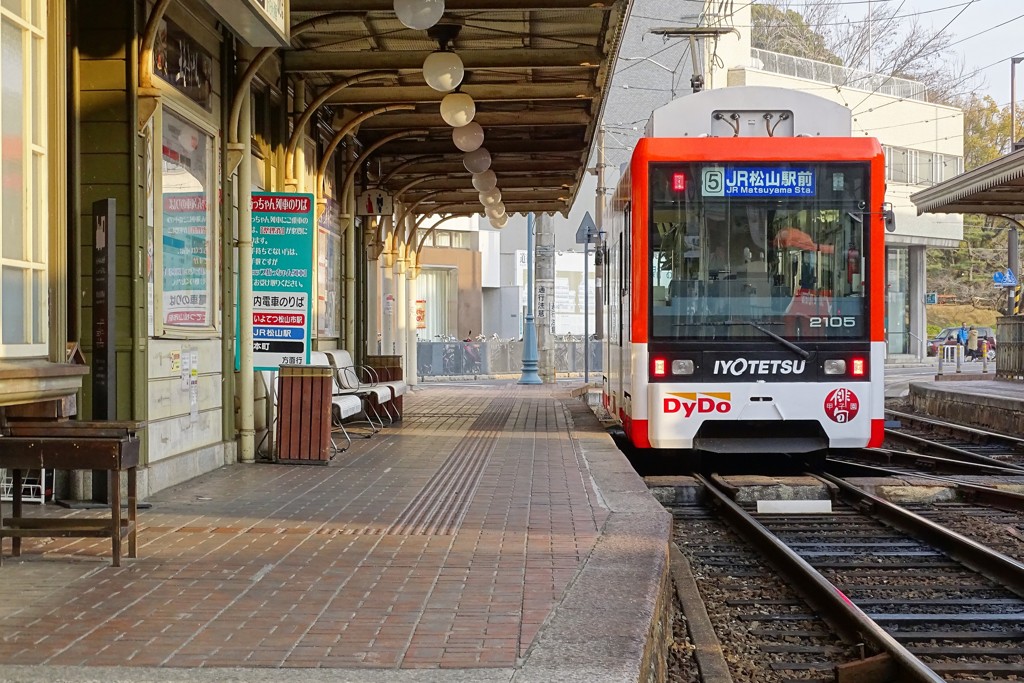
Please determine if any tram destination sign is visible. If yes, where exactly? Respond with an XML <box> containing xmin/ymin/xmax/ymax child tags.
<box><xmin>702</xmin><ymin>166</ymin><xmax>816</xmax><ymax>197</ymax></box>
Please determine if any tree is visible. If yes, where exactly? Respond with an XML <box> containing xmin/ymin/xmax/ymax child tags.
<box><xmin>751</xmin><ymin>4</ymin><xmax>841</xmax><ymax>65</ymax></box>
<box><xmin>961</xmin><ymin>94</ymin><xmax>1012</xmax><ymax>171</ymax></box>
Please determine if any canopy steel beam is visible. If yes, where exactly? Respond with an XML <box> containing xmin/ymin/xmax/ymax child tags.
<box><xmin>378</xmin><ymin>159</ymin><xmax>580</xmax><ymax>175</ymax></box>
<box><xmin>355</xmin><ymin>110</ymin><xmax>590</xmax><ymax>129</ymax></box>
<box><xmin>325</xmin><ymin>83</ymin><xmax>596</xmax><ymax>105</ymax></box>
<box><xmin>292</xmin><ymin>0</ymin><xmax>615</xmax><ymax>10</ymax></box>
<box><xmin>360</xmin><ymin>138</ymin><xmax>586</xmax><ymax>155</ymax></box>
<box><xmin>389</xmin><ymin>177</ymin><xmax>578</xmax><ymax>192</ymax></box>
<box><xmin>284</xmin><ymin>48</ymin><xmax>602</xmax><ymax>73</ymax></box>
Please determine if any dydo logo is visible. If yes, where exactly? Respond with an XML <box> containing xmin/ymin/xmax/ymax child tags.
<box><xmin>663</xmin><ymin>392</ymin><xmax>732</xmax><ymax>418</ymax></box>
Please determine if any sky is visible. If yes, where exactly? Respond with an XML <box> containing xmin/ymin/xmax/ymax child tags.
<box><xmin>846</xmin><ymin>0</ymin><xmax>1024</xmax><ymax>103</ymax></box>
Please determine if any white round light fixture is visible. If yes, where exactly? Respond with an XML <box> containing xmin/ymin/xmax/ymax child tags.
<box><xmin>485</xmin><ymin>203</ymin><xmax>506</xmax><ymax>220</ymax></box>
<box><xmin>463</xmin><ymin>147</ymin><xmax>491</xmax><ymax>174</ymax></box>
<box><xmin>452</xmin><ymin>121</ymin><xmax>484</xmax><ymax>152</ymax></box>
<box><xmin>479</xmin><ymin>188</ymin><xmax>502</xmax><ymax>207</ymax></box>
<box><xmin>471</xmin><ymin>170</ymin><xmax>497</xmax><ymax>192</ymax></box>
<box><xmin>439</xmin><ymin>92</ymin><xmax>476</xmax><ymax>127</ymax></box>
<box><xmin>422</xmin><ymin>51</ymin><xmax>464</xmax><ymax>92</ymax></box>
<box><xmin>489</xmin><ymin>213</ymin><xmax>508</xmax><ymax>229</ymax></box>
<box><xmin>394</xmin><ymin>0</ymin><xmax>445</xmax><ymax>31</ymax></box>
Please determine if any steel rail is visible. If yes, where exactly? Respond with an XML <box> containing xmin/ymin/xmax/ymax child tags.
<box><xmin>818</xmin><ymin>472</ymin><xmax>1024</xmax><ymax>597</ymax></box>
<box><xmin>826</xmin><ymin>458</ymin><xmax>1024</xmax><ymax>513</ymax></box>
<box><xmin>886</xmin><ymin>409</ymin><xmax>1024</xmax><ymax>449</ymax></box>
<box><xmin>883</xmin><ymin>429</ymin><xmax>1024</xmax><ymax>472</ymax></box>
<box><xmin>854</xmin><ymin>447</ymin><xmax>1024</xmax><ymax>476</ymax></box>
<box><xmin>695</xmin><ymin>474</ymin><xmax>946</xmax><ymax>683</ymax></box>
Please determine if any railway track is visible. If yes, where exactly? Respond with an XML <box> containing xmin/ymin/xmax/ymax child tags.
<box><xmin>672</xmin><ymin>473</ymin><xmax>1024</xmax><ymax>681</ymax></box>
<box><xmin>884</xmin><ymin>409</ymin><xmax>1024</xmax><ymax>469</ymax></box>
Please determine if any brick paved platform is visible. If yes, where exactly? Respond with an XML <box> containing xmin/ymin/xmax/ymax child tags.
<box><xmin>0</xmin><ymin>382</ymin><xmax>671</xmax><ymax>683</ymax></box>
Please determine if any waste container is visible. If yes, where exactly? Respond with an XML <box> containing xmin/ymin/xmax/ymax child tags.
<box><xmin>275</xmin><ymin>365</ymin><xmax>333</xmax><ymax>464</ymax></box>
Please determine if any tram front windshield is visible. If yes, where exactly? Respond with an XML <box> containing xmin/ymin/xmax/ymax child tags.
<box><xmin>649</xmin><ymin>162</ymin><xmax>869</xmax><ymax>342</ymax></box>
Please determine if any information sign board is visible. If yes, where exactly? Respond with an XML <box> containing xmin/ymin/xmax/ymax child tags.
<box><xmin>248</xmin><ymin>193</ymin><xmax>315</xmax><ymax>371</ymax></box>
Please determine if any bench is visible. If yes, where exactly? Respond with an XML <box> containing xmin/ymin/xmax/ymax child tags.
<box><xmin>0</xmin><ymin>420</ymin><xmax>143</xmax><ymax>567</ymax></box>
<box><xmin>308</xmin><ymin>352</ymin><xmax>378</xmax><ymax>446</ymax></box>
<box><xmin>365</xmin><ymin>354</ymin><xmax>407</xmax><ymax>419</ymax></box>
<box><xmin>323</xmin><ymin>350</ymin><xmax>397</xmax><ymax>427</ymax></box>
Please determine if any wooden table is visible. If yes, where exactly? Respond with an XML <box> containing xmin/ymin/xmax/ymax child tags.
<box><xmin>0</xmin><ymin>421</ymin><xmax>143</xmax><ymax>567</ymax></box>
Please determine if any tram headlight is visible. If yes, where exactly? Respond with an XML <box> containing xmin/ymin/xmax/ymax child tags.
<box><xmin>851</xmin><ymin>358</ymin><xmax>867</xmax><ymax>377</ymax></box>
<box><xmin>824</xmin><ymin>359</ymin><xmax>847</xmax><ymax>375</ymax></box>
<box><xmin>653</xmin><ymin>358</ymin><xmax>667</xmax><ymax>377</ymax></box>
<box><xmin>671</xmin><ymin>360</ymin><xmax>694</xmax><ymax>375</ymax></box>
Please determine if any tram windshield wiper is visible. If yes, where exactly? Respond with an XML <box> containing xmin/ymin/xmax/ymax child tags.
<box><xmin>724</xmin><ymin>321</ymin><xmax>811</xmax><ymax>360</ymax></box>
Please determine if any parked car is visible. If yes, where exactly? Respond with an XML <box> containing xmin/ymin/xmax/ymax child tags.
<box><xmin>927</xmin><ymin>326</ymin><xmax>996</xmax><ymax>359</ymax></box>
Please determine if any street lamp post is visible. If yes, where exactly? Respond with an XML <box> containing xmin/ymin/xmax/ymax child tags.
<box><xmin>519</xmin><ymin>212</ymin><xmax>542</xmax><ymax>384</ymax></box>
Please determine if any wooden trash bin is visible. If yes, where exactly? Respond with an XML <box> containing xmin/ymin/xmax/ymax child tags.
<box><xmin>275</xmin><ymin>365</ymin><xmax>333</xmax><ymax>464</ymax></box>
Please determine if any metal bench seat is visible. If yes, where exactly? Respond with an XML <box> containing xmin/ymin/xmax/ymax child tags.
<box><xmin>323</xmin><ymin>350</ymin><xmax>397</xmax><ymax>426</ymax></box>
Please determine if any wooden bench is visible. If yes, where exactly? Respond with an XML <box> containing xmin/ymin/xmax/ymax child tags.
<box><xmin>0</xmin><ymin>421</ymin><xmax>143</xmax><ymax>567</ymax></box>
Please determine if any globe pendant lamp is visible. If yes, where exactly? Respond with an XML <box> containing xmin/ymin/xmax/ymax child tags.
<box><xmin>489</xmin><ymin>213</ymin><xmax>508</xmax><ymax>229</ymax></box>
<box><xmin>479</xmin><ymin>188</ymin><xmax>502</xmax><ymax>207</ymax></box>
<box><xmin>394</xmin><ymin>0</ymin><xmax>445</xmax><ymax>30</ymax></box>
<box><xmin>485</xmin><ymin>203</ymin><xmax>506</xmax><ymax>220</ymax></box>
<box><xmin>423</xmin><ymin>50</ymin><xmax>464</xmax><ymax>92</ymax></box>
<box><xmin>471</xmin><ymin>169</ymin><xmax>497</xmax><ymax>192</ymax></box>
<box><xmin>440</xmin><ymin>92</ymin><xmax>476</xmax><ymax>127</ymax></box>
<box><xmin>463</xmin><ymin>147</ymin><xmax>491</xmax><ymax>174</ymax></box>
<box><xmin>452</xmin><ymin>121</ymin><xmax>484</xmax><ymax>152</ymax></box>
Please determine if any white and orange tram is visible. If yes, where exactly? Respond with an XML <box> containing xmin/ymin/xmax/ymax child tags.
<box><xmin>602</xmin><ymin>87</ymin><xmax>886</xmax><ymax>455</ymax></box>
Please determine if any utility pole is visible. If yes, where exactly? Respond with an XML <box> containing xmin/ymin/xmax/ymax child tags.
<box><xmin>1010</xmin><ymin>226</ymin><xmax>1021</xmax><ymax>315</ymax></box>
<box><xmin>1012</xmin><ymin>58</ymin><xmax>1024</xmax><ymax>151</ymax></box>
<box><xmin>594</xmin><ymin>125</ymin><xmax>605</xmax><ymax>341</ymax></box>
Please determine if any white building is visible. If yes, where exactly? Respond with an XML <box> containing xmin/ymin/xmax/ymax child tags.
<box><xmin>490</xmin><ymin>0</ymin><xmax>963</xmax><ymax>360</ymax></box>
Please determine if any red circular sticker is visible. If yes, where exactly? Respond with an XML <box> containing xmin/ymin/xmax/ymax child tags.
<box><xmin>823</xmin><ymin>388</ymin><xmax>860</xmax><ymax>423</ymax></box>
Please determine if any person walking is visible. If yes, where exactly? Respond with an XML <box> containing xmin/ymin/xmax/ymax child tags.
<box><xmin>967</xmin><ymin>326</ymin><xmax>979</xmax><ymax>361</ymax></box>
<box><xmin>957</xmin><ymin>322</ymin><xmax>969</xmax><ymax>349</ymax></box>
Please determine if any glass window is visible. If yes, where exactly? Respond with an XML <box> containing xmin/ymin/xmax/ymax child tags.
<box><xmin>939</xmin><ymin>154</ymin><xmax>962</xmax><ymax>182</ymax></box>
<box><xmin>160</xmin><ymin>109</ymin><xmax>215</xmax><ymax>329</ymax></box>
<box><xmin>917</xmin><ymin>152</ymin><xmax>935</xmax><ymax>185</ymax></box>
<box><xmin>0</xmin><ymin>5</ymin><xmax>46</xmax><ymax>354</ymax></box>
<box><xmin>649</xmin><ymin>162</ymin><xmax>870</xmax><ymax>342</ymax></box>
<box><xmin>890</xmin><ymin>148</ymin><xmax>909</xmax><ymax>183</ymax></box>
<box><xmin>436</xmin><ymin>231</ymin><xmax>451</xmax><ymax>248</ymax></box>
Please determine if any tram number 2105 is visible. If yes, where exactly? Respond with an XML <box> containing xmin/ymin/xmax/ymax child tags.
<box><xmin>808</xmin><ymin>316</ymin><xmax>857</xmax><ymax>328</ymax></box>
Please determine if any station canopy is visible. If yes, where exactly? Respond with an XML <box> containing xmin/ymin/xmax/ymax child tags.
<box><xmin>911</xmin><ymin>148</ymin><xmax>1024</xmax><ymax>215</ymax></box>
<box><xmin>286</xmin><ymin>0</ymin><xmax>630</xmax><ymax>217</ymax></box>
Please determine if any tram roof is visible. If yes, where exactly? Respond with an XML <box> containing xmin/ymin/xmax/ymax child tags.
<box><xmin>284</xmin><ymin>0</ymin><xmax>631</xmax><ymax>217</ymax></box>
<box><xmin>911</xmin><ymin>148</ymin><xmax>1024</xmax><ymax>216</ymax></box>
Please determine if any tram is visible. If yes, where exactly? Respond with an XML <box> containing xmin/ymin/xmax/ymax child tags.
<box><xmin>602</xmin><ymin>86</ymin><xmax>887</xmax><ymax>454</ymax></box>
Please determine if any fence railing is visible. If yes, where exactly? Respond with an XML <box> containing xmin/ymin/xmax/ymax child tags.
<box><xmin>416</xmin><ymin>340</ymin><xmax>603</xmax><ymax>377</ymax></box>
<box><xmin>997</xmin><ymin>315</ymin><xmax>1024</xmax><ymax>381</ymax></box>
<box><xmin>751</xmin><ymin>49</ymin><xmax>928</xmax><ymax>101</ymax></box>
